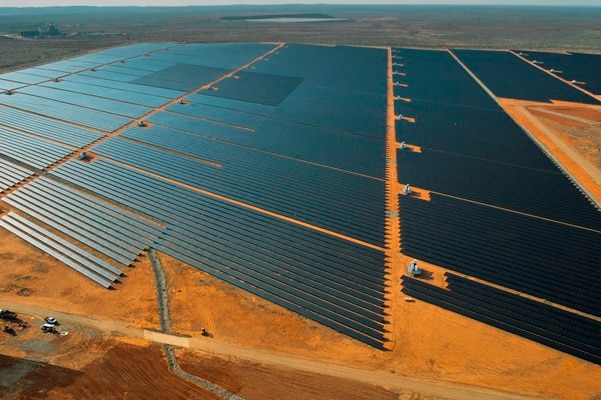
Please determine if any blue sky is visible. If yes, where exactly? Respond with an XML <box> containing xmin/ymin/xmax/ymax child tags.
<box><xmin>0</xmin><ymin>1</ymin><xmax>599</xmax><ymax>6</ymax></box>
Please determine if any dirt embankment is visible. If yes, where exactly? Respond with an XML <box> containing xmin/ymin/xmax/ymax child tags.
<box><xmin>0</xmin><ymin>342</ymin><xmax>221</xmax><ymax>400</ymax></box>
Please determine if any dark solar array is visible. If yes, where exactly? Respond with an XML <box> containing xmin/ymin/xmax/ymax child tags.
<box><xmin>93</xmin><ymin>135</ymin><xmax>385</xmax><ymax>247</ymax></box>
<box><xmin>131</xmin><ymin>64</ymin><xmax>230</xmax><ymax>92</ymax></box>
<box><xmin>514</xmin><ymin>50</ymin><xmax>601</xmax><ymax>95</ymax></box>
<box><xmin>393</xmin><ymin>49</ymin><xmax>554</xmax><ymax>170</ymax></box>
<box><xmin>4</xmin><ymin>177</ymin><xmax>163</xmax><ymax>267</ymax></box>
<box><xmin>451</xmin><ymin>49</ymin><xmax>600</xmax><ymax>105</ymax></box>
<box><xmin>400</xmin><ymin>194</ymin><xmax>601</xmax><ymax>318</ymax></box>
<box><xmin>147</xmin><ymin>44</ymin><xmax>388</xmax><ymax>178</ymax></box>
<box><xmin>397</xmin><ymin>149</ymin><xmax>601</xmax><ymax>230</ymax></box>
<box><xmin>47</xmin><ymin>159</ymin><xmax>387</xmax><ymax>348</ymax></box>
<box><xmin>402</xmin><ymin>275</ymin><xmax>601</xmax><ymax>365</ymax></box>
<box><xmin>0</xmin><ymin>159</ymin><xmax>33</xmax><ymax>192</ymax></box>
<box><xmin>152</xmin><ymin>107</ymin><xmax>385</xmax><ymax>178</ymax></box>
<box><xmin>209</xmin><ymin>44</ymin><xmax>388</xmax><ymax>137</ymax></box>
<box><xmin>185</xmin><ymin>44</ymin><xmax>388</xmax><ymax>138</ymax></box>
<box><xmin>393</xmin><ymin>49</ymin><xmax>498</xmax><ymax>110</ymax></box>
<box><xmin>203</xmin><ymin>70</ymin><xmax>304</xmax><ymax>106</ymax></box>
<box><xmin>395</xmin><ymin>48</ymin><xmax>601</xmax><ymax>359</ymax></box>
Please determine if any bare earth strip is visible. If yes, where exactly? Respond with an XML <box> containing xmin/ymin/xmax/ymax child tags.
<box><xmin>0</xmin><ymin>299</ymin><xmax>541</xmax><ymax>400</ymax></box>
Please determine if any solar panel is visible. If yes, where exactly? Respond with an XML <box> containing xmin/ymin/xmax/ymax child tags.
<box><xmin>0</xmin><ymin>216</ymin><xmax>113</xmax><ymax>289</ymax></box>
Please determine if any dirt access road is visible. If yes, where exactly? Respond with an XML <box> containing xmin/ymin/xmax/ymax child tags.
<box><xmin>0</xmin><ymin>298</ymin><xmax>544</xmax><ymax>400</ymax></box>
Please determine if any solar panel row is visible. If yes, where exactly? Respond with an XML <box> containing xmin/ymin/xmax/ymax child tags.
<box><xmin>444</xmin><ymin>273</ymin><xmax>601</xmax><ymax>345</ymax></box>
<box><xmin>0</xmin><ymin>158</ymin><xmax>33</xmax><ymax>192</ymax></box>
<box><xmin>17</xmin><ymin>86</ymin><xmax>151</xmax><ymax>119</ymax></box>
<box><xmin>33</xmin><ymin>60</ymin><xmax>100</xmax><ymax>74</ymax></box>
<box><xmin>14</xmin><ymin>68</ymin><xmax>59</xmax><ymax>80</ymax></box>
<box><xmin>41</xmin><ymin>80</ymin><xmax>170</xmax><ymax>108</ymax></box>
<box><xmin>47</xmin><ymin>158</ymin><xmax>387</xmax><ymax>347</ymax></box>
<box><xmin>150</xmin><ymin>108</ymin><xmax>385</xmax><ymax>178</ymax></box>
<box><xmin>0</xmin><ymin>71</ymin><xmax>48</xmax><ymax>85</ymax></box>
<box><xmin>402</xmin><ymin>275</ymin><xmax>601</xmax><ymax>365</ymax></box>
<box><xmin>0</xmin><ymin>126</ymin><xmax>73</xmax><ymax>169</ymax></box>
<box><xmin>0</xmin><ymin>105</ymin><xmax>103</xmax><ymax>147</ymax></box>
<box><xmin>0</xmin><ymin>92</ymin><xmax>131</xmax><ymax>132</ymax></box>
<box><xmin>94</xmin><ymin>136</ymin><xmax>385</xmax><ymax>246</ymax></box>
<box><xmin>0</xmin><ymin>212</ymin><xmax>117</xmax><ymax>289</ymax></box>
<box><xmin>64</xmin><ymin>73</ymin><xmax>185</xmax><ymax>99</ymax></box>
<box><xmin>4</xmin><ymin>177</ymin><xmax>162</xmax><ymax>267</ymax></box>
<box><xmin>397</xmin><ymin>149</ymin><xmax>601</xmax><ymax>230</ymax></box>
<box><xmin>400</xmin><ymin>194</ymin><xmax>601</xmax><ymax>318</ymax></box>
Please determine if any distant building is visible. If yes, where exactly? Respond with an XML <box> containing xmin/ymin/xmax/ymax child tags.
<box><xmin>20</xmin><ymin>24</ymin><xmax>62</xmax><ymax>39</ymax></box>
<box><xmin>47</xmin><ymin>24</ymin><xmax>61</xmax><ymax>36</ymax></box>
<box><xmin>20</xmin><ymin>30</ymin><xmax>40</xmax><ymax>38</ymax></box>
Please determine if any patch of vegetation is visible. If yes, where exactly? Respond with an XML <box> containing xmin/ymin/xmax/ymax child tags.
<box><xmin>221</xmin><ymin>13</ymin><xmax>335</xmax><ymax>21</ymax></box>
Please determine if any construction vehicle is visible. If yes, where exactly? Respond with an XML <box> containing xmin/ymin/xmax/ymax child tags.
<box><xmin>41</xmin><ymin>323</ymin><xmax>68</xmax><ymax>336</ymax></box>
<box><xmin>41</xmin><ymin>323</ymin><xmax>56</xmax><ymax>333</ymax></box>
<box><xmin>0</xmin><ymin>309</ymin><xmax>18</xmax><ymax>320</ymax></box>
<box><xmin>3</xmin><ymin>325</ymin><xmax>16</xmax><ymax>336</ymax></box>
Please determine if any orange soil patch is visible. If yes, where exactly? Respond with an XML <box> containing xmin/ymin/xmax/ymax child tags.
<box><xmin>402</xmin><ymin>144</ymin><xmax>422</xmax><ymax>153</ymax></box>
<box><xmin>0</xmin><ymin>226</ymin><xmax>160</xmax><ymax>330</ymax></box>
<box><xmin>534</xmin><ymin>105</ymin><xmax>601</xmax><ymax>123</ymax></box>
<box><xmin>529</xmin><ymin>109</ymin><xmax>589</xmax><ymax>128</ymax></box>
<box><xmin>398</xmin><ymin>187</ymin><xmax>431</xmax><ymax>202</ymax></box>
<box><xmin>159</xmin><ymin>252</ymin><xmax>383</xmax><ymax>357</ymax></box>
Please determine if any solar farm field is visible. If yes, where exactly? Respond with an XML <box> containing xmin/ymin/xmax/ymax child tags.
<box><xmin>1</xmin><ymin>41</ymin><xmax>601</xmax><ymax>400</ymax></box>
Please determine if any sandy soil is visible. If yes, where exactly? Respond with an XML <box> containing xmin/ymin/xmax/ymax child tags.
<box><xmin>529</xmin><ymin>107</ymin><xmax>601</xmax><ymax>169</ymax></box>
<box><xmin>0</xmin><ymin>224</ymin><xmax>160</xmax><ymax>330</ymax></box>
<box><xmin>178</xmin><ymin>351</ymin><xmax>402</xmax><ymax>400</ymax></box>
